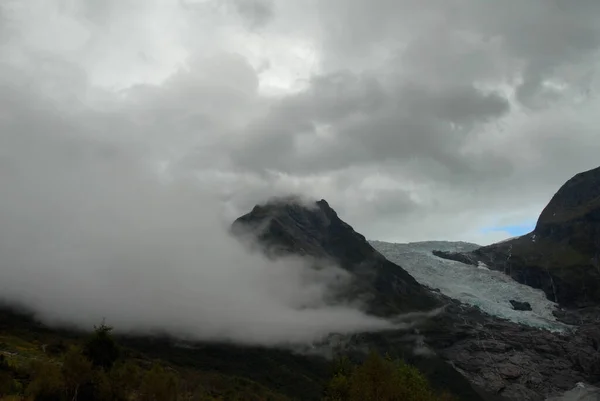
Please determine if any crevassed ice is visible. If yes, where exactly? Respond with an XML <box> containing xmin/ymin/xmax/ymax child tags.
<box><xmin>370</xmin><ymin>240</ymin><xmax>568</xmax><ymax>332</ymax></box>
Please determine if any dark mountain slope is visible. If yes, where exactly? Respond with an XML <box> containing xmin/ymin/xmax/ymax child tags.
<box><xmin>436</xmin><ymin>166</ymin><xmax>600</xmax><ymax>307</ymax></box>
<box><xmin>0</xmin><ymin>303</ymin><xmax>327</xmax><ymax>401</ymax></box>
<box><xmin>232</xmin><ymin>197</ymin><xmax>439</xmax><ymax>315</ymax></box>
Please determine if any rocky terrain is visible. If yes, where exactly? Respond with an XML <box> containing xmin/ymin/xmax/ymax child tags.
<box><xmin>424</xmin><ymin>166</ymin><xmax>600</xmax><ymax>399</ymax></box>
<box><xmin>233</xmin><ymin>195</ymin><xmax>600</xmax><ymax>401</ymax></box>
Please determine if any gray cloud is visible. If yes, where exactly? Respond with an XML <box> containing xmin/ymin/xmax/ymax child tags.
<box><xmin>231</xmin><ymin>0</ymin><xmax>273</xmax><ymax>29</ymax></box>
<box><xmin>0</xmin><ymin>79</ymin><xmax>403</xmax><ymax>345</ymax></box>
<box><xmin>1</xmin><ymin>0</ymin><xmax>600</xmax><ymax>341</ymax></box>
<box><xmin>228</xmin><ymin>70</ymin><xmax>511</xmax><ymax>179</ymax></box>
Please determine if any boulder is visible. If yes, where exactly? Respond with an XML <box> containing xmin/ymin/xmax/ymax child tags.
<box><xmin>510</xmin><ymin>300</ymin><xmax>533</xmax><ymax>311</ymax></box>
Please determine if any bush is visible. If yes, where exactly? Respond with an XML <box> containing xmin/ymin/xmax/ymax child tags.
<box><xmin>140</xmin><ymin>363</ymin><xmax>178</xmax><ymax>401</ymax></box>
<box><xmin>323</xmin><ymin>351</ymin><xmax>453</xmax><ymax>401</ymax></box>
<box><xmin>62</xmin><ymin>347</ymin><xmax>93</xmax><ymax>401</ymax></box>
<box><xmin>24</xmin><ymin>361</ymin><xmax>63</xmax><ymax>401</ymax></box>
<box><xmin>102</xmin><ymin>360</ymin><xmax>142</xmax><ymax>401</ymax></box>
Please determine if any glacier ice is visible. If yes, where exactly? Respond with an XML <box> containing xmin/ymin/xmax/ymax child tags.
<box><xmin>370</xmin><ymin>240</ymin><xmax>568</xmax><ymax>331</ymax></box>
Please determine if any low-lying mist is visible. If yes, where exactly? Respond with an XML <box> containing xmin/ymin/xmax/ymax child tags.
<box><xmin>0</xmin><ymin>117</ymin><xmax>412</xmax><ymax>347</ymax></box>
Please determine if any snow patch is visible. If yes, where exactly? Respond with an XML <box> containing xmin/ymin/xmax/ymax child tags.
<box><xmin>477</xmin><ymin>261</ymin><xmax>490</xmax><ymax>270</ymax></box>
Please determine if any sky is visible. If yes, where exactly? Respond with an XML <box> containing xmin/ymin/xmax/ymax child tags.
<box><xmin>480</xmin><ymin>221</ymin><xmax>536</xmax><ymax>238</ymax></box>
<box><xmin>0</xmin><ymin>0</ymin><xmax>600</xmax><ymax>344</ymax></box>
<box><xmin>2</xmin><ymin>0</ymin><xmax>600</xmax><ymax>245</ymax></box>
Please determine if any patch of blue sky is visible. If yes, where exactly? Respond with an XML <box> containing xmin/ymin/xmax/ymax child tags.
<box><xmin>481</xmin><ymin>221</ymin><xmax>536</xmax><ymax>236</ymax></box>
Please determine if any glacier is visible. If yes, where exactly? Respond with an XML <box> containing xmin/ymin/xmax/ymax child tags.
<box><xmin>370</xmin><ymin>240</ymin><xmax>568</xmax><ymax>331</ymax></box>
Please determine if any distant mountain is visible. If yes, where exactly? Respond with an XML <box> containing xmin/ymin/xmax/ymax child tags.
<box><xmin>435</xmin><ymin>166</ymin><xmax>600</xmax><ymax>308</ymax></box>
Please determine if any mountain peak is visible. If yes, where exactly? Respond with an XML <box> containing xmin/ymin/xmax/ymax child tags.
<box><xmin>232</xmin><ymin>197</ymin><xmax>438</xmax><ymax>314</ymax></box>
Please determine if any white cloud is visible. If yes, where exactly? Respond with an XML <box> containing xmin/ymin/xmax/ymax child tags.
<box><xmin>0</xmin><ymin>86</ymin><xmax>401</xmax><ymax>345</ymax></box>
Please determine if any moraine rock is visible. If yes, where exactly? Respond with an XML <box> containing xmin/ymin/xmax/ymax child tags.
<box><xmin>510</xmin><ymin>300</ymin><xmax>533</xmax><ymax>311</ymax></box>
<box><xmin>432</xmin><ymin>250</ymin><xmax>478</xmax><ymax>266</ymax></box>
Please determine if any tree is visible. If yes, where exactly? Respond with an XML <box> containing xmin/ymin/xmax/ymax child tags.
<box><xmin>83</xmin><ymin>322</ymin><xmax>120</xmax><ymax>370</ymax></box>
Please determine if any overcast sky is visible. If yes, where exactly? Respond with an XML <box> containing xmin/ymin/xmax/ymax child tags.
<box><xmin>2</xmin><ymin>0</ymin><xmax>600</xmax><ymax>245</ymax></box>
<box><xmin>1</xmin><ymin>0</ymin><xmax>600</xmax><ymax>346</ymax></box>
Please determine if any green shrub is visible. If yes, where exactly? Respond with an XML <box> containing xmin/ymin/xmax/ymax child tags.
<box><xmin>24</xmin><ymin>361</ymin><xmax>63</xmax><ymax>401</ymax></box>
<box><xmin>140</xmin><ymin>363</ymin><xmax>178</xmax><ymax>401</ymax></box>
<box><xmin>323</xmin><ymin>351</ymin><xmax>452</xmax><ymax>401</ymax></box>
<box><xmin>62</xmin><ymin>346</ymin><xmax>93</xmax><ymax>401</ymax></box>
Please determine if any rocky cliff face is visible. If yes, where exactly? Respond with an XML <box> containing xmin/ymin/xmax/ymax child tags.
<box><xmin>437</xmin><ymin>166</ymin><xmax>600</xmax><ymax>308</ymax></box>
<box><xmin>232</xmin><ymin>196</ymin><xmax>600</xmax><ymax>401</ymax></box>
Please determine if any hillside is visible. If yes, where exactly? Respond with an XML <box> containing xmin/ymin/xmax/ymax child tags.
<box><xmin>0</xmin><ymin>305</ymin><xmax>324</xmax><ymax>400</ymax></box>
<box><xmin>0</xmin><ymin>304</ymin><xmax>455</xmax><ymax>401</ymax></box>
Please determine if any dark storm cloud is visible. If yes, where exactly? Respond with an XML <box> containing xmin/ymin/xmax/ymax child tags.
<box><xmin>229</xmin><ymin>70</ymin><xmax>510</xmax><ymax>179</ymax></box>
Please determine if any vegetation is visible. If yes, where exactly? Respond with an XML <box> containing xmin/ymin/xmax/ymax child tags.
<box><xmin>83</xmin><ymin>322</ymin><xmax>120</xmax><ymax>371</ymax></box>
<box><xmin>0</xmin><ymin>318</ymin><xmax>302</xmax><ymax>401</ymax></box>
<box><xmin>323</xmin><ymin>352</ymin><xmax>455</xmax><ymax>401</ymax></box>
<box><xmin>0</xmin><ymin>309</ymin><xmax>460</xmax><ymax>401</ymax></box>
